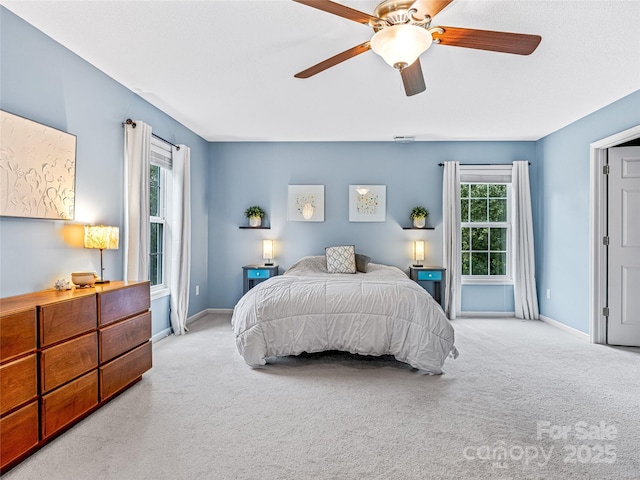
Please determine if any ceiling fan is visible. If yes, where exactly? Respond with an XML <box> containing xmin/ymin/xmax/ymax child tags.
<box><xmin>292</xmin><ymin>0</ymin><xmax>542</xmax><ymax>96</ymax></box>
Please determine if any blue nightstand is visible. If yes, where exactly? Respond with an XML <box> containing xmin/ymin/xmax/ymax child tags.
<box><xmin>409</xmin><ymin>266</ymin><xmax>446</xmax><ymax>309</ymax></box>
<box><xmin>242</xmin><ymin>264</ymin><xmax>279</xmax><ymax>294</ymax></box>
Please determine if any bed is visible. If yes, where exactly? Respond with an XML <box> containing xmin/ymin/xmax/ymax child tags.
<box><xmin>231</xmin><ymin>255</ymin><xmax>458</xmax><ymax>374</ymax></box>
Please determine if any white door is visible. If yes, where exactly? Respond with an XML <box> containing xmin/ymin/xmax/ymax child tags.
<box><xmin>607</xmin><ymin>146</ymin><xmax>640</xmax><ymax>346</ymax></box>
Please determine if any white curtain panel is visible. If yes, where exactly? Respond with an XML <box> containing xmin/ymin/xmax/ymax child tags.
<box><xmin>442</xmin><ymin>161</ymin><xmax>461</xmax><ymax>319</ymax></box>
<box><xmin>170</xmin><ymin>145</ymin><xmax>192</xmax><ymax>335</ymax></box>
<box><xmin>123</xmin><ymin>121</ymin><xmax>151</xmax><ymax>281</ymax></box>
<box><xmin>512</xmin><ymin>161</ymin><xmax>539</xmax><ymax>320</ymax></box>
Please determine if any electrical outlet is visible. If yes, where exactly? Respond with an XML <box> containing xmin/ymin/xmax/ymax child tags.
<box><xmin>546</xmin><ymin>289</ymin><xmax>550</xmax><ymax>299</ymax></box>
<box><xmin>195</xmin><ymin>285</ymin><xmax>200</xmax><ymax>296</ymax></box>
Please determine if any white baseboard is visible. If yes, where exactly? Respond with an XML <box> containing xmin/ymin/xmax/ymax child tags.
<box><xmin>540</xmin><ymin>315</ymin><xmax>590</xmax><ymax>342</ymax></box>
<box><xmin>459</xmin><ymin>311</ymin><xmax>516</xmax><ymax>318</ymax></box>
<box><xmin>151</xmin><ymin>328</ymin><xmax>172</xmax><ymax>343</ymax></box>
<box><xmin>186</xmin><ymin>308</ymin><xmax>233</xmax><ymax>325</ymax></box>
<box><xmin>152</xmin><ymin>309</ymin><xmax>233</xmax><ymax>343</ymax></box>
<box><xmin>186</xmin><ymin>309</ymin><xmax>210</xmax><ymax>325</ymax></box>
<box><xmin>207</xmin><ymin>308</ymin><xmax>234</xmax><ymax>315</ymax></box>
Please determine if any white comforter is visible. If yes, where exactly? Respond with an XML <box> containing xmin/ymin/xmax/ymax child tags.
<box><xmin>231</xmin><ymin>256</ymin><xmax>458</xmax><ymax>374</ymax></box>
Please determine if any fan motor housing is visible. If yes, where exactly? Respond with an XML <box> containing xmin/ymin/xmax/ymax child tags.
<box><xmin>373</xmin><ymin>0</ymin><xmax>431</xmax><ymax>29</ymax></box>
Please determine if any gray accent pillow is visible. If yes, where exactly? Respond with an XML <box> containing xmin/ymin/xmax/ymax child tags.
<box><xmin>355</xmin><ymin>253</ymin><xmax>371</xmax><ymax>273</ymax></box>
<box><xmin>325</xmin><ymin>245</ymin><xmax>356</xmax><ymax>274</ymax></box>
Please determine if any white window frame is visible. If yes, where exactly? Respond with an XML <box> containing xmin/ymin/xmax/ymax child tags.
<box><xmin>150</xmin><ymin>137</ymin><xmax>173</xmax><ymax>300</ymax></box>
<box><xmin>459</xmin><ymin>165</ymin><xmax>514</xmax><ymax>286</ymax></box>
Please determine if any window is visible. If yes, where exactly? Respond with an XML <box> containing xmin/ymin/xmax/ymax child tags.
<box><xmin>149</xmin><ymin>164</ymin><xmax>165</xmax><ymax>287</ymax></box>
<box><xmin>149</xmin><ymin>137</ymin><xmax>172</xmax><ymax>290</ymax></box>
<box><xmin>460</xmin><ymin>182</ymin><xmax>511</xmax><ymax>282</ymax></box>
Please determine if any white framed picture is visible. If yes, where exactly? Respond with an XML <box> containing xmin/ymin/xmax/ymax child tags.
<box><xmin>349</xmin><ymin>185</ymin><xmax>386</xmax><ymax>222</ymax></box>
<box><xmin>287</xmin><ymin>185</ymin><xmax>324</xmax><ymax>222</ymax></box>
<box><xmin>0</xmin><ymin>110</ymin><xmax>77</xmax><ymax>220</ymax></box>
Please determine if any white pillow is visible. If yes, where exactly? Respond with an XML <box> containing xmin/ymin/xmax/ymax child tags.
<box><xmin>325</xmin><ymin>245</ymin><xmax>356</xmax><ymax>274</ymax></box>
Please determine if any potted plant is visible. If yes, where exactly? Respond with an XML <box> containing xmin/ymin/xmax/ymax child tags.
<box><xmin>410</xmin><ymin>206</ymin><xmax>429</xmax><ymax>228</ymax></box>
<box><xmin>244</xmin><ymin>205</ymin><xmax>266</xmax><ymax>227</ymax></box>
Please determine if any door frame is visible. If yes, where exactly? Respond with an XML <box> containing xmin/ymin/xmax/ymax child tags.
<box><xmin>589</xmin><ymin>125</ymin><xmax>640</xmax><ymax>344</ymax></box>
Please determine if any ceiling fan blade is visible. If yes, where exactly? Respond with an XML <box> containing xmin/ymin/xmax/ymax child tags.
<box><xmin>294</xmin><ymin>42</ymin><xmax>371</xmax><ymax>78</ymax></box>
<box><xmin>400</xmin><ymin>59</ymin><xmax>426</xmax><ymax>96</ymax></box>
<box><xmin>292</xmin><ymin>0</ymin><xmax>381</xmax><ymax>25</ymax></box>
<box><xmin>409</xmin><ymin>0</ymin><xmax>454</xmax><ymax>21</ymax></box>
<box><xmin>432</xmin><ymin>26</ymin><xmax>542</xmax><ymax>55</ymax></box>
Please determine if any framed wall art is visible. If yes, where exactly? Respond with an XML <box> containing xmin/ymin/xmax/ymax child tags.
<box><xmin>349</xmin><ymin>185</ymin><xmax>386</xmax><ymax>222</ymax></box>
<box><xmin>1</xmin><ymin>110</ymin><xmax>77</xmax><ymax>220</ymax></box>
<box><xmin>288</xmin><ymin>185</ymin><xmax>325</xmax><ymax>222</ymax></box>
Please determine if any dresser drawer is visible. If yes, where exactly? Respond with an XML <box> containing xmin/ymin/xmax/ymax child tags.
<box><xmin>99</xmin><ymin>311</ymin><xmax>152</xmax><ymax>364</ymax></box>
<box><xmin>0</xmin><ymin>400</ymin><xmax>39</xmax><ymax>470</ymax></box>
<box><xmin>0</xmin><ymin>308</ymin><xmax>36</xmax><ymax>363</ymax></box>
<box><xmin>40</xmin><ymin>332</ymin><xmax>98</xmax><ymax>393</ymax></box>
<box><xmin>100</xmin><ymin>341</ymin><xmax>152</xmax><ymax>401</ymax></box>
<box><xmin>41</xmin><ymin>370</ymin><xmax>98</xmax><ymax>439</ymax></box>
<box><xmin>0</xmin><ymin>354</ymin><xmax>37</xmax><ymax>415</ymax></box>
<box><xmin>40</xmin><ymin>296</ymin><xmax>97</xmax><ymax>347</ymax></box>
<box><xmin>98</xmin><ymin>282</ymin><xmax>150</xmax><ymax>327</ymax></box>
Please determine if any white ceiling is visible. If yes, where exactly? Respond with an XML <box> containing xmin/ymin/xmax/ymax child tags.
<box><xmin>2</xmin><ymin>0</ymin><xmax>639</xmax><ymax>142</ymax></box>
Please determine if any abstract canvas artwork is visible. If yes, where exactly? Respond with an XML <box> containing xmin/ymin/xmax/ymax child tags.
<box><xmin>349</xmin><ymin>185</ymin><xmax>386</xmax><ymax>222</ymax></box>
<box><xmin>0</xmin><ymin>110</ymin><xmax>77</xmax><ymax>220</ymax></box>
<box><xmin>288</xmin><ymin>185</ymin><xmax>324</xmax><ymax>222</ymax></box>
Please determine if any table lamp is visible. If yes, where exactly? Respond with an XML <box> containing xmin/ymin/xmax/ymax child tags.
<box><xmin>84</xmin><ymin>225</ymin><xmax>119</xmax><ymax>283</ymax></box>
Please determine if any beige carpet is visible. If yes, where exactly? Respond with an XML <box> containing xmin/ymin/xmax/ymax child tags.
<box><xmin>3</xmin><ymin>314</ymin><xmax>639</xmax><ymax>480</ymax></box>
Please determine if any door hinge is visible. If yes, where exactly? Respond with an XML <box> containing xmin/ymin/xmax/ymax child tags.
<box><xmin>603</xmin><ymin>236</ymin><xmax>610</xmax><ymax>246</ymax></box>
<box><xmin>603</xmin><ymin>164</ymin><xmax>610</xmax><ymax>175</ymax></box>
<box><xmin>603</xmin><ymin>307</ymin><xmax>610</xmax><ymax>317</ymax></box>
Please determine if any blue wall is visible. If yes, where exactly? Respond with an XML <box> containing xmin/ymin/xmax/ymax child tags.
<box><xmin>536</xmin><ymin>89</ymin><xmax>640</xmax><ymax>333</ymax></box>
<box><xmin>209</xmin><ymin>141</ymin><xmax>536</xmax><ymax>309</ymax></box>
<box><xmin>4</xmin><ymin>5</ymin><xmax>639</xmax><ymax>335</ymax></box>
<box><xmin>0</xmin><ymin>8</ymin><xmax>210</xmax><ymax>335</ymax></box>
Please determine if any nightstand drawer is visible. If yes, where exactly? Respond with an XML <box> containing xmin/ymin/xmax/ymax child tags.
<box><xmin>417</xmin><ymin>270</ymin><xmax>442</xmax><ymax>281</ymax></box>
<box><xmin>246</xmin><ymin>269</ymin><xmax>270</xmax><ymax>279</ymax></box>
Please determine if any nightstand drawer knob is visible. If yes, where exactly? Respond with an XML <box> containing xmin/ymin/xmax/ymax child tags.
<box><xmin>247</xmin><ymin>269</ymin><xmax>269</xmax><ymax>279</ymax></box>
<box><xmin>417</xmin><ymin>270</ymin><xmax>442</xmax><ymax>281</ymax></box>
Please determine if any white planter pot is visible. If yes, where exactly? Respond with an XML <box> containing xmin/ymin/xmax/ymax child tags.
<box><xmin>413</xmin><ymin>217</ymin><xmax>426</xmax><ymax>228</ymax></box>
<box><xmin>249</xmin><ymin>216</ymin><xmax>262</xmax><ymax>227</ymax></box>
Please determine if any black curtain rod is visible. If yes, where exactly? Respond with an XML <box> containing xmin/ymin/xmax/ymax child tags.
<box><xmin>122</xmin><ymin>119</ymin><xmax>180</xmax><ymax>150</ymax></box>
<box><xmin>438</xmin><ymin>162</ymin><xmax>530</xmax><ymax>166</ymax></box>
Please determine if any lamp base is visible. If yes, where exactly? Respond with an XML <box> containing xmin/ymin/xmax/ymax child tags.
<box><xmin>95</xmin><ymin>279</ymin><xmax>110</xmax><ymax>284</ymax></box>
<box><xmin>264</xmin><ymin>263</ymin><xmax>274</xmax><ymax>266</ymax></box>
<box><xmin>412</xmin><ymin>264</ymin><xmax>423</xmax><ymax>268</ymax></box>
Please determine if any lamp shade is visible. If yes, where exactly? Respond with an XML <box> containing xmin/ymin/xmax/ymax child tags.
<box><xmin>414</xmin><ymin>240</ymin><xmax>425</xmax><ymax>263</ymax></box>
<box><xmin>371</xmin><ymin>24</ymin><xmax>433</xmax><ymax>68</ymax></box>
<box><xmin>262</xmin><ymin>239</ymin><xmax>274</xmax><ymax>262</ymax></box>
<box><xmin>84</xmin><ymin>226</ymin><xmax>119</xmax><ymax>250</ymax></box>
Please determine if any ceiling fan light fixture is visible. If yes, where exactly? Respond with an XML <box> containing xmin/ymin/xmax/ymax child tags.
<box><xmin>370</xmin><ymin>24</ymin><xmax>433</xmax><ymax>69</ymax></box>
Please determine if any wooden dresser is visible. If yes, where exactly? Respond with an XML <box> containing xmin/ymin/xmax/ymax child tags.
<box><xmin>0</xmin><ymin>281</ymin><xmax>151</xmax><ymax>473</ymax></box>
